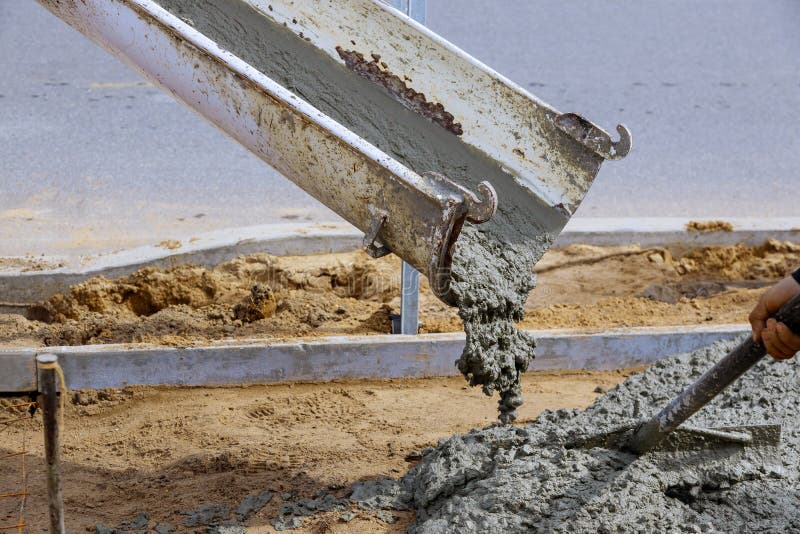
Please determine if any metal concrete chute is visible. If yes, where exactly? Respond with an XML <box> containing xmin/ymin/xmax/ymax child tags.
<box><xmin>35</xmin><ymin>0</ymin><xmax>630</xmax><ymax>303</ymax></box>
<box><xmin>266</xmin><ymin>0</ymin><xmax>632</xmax><ymax>213</ymax></box>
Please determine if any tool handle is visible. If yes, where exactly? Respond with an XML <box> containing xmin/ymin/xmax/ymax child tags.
<box><xmin>774</xmin><ymin>292</ymin><xmax>800</xmax><ymax>332</ymax></box>
<box><xmin>626</xmin><ymin>293</ymin><xmax>800</xmax><ymax>454</ymax></box>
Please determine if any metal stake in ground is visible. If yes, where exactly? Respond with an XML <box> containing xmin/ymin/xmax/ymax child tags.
<box><xmin>393</xmin><ymin>0</ymin><xmax>426</xmax><ymax>336</ymax></box>
<box><xmin>37</xmin><ymin>354</ymin><xmax>65</xmax><ymax>534</ymax></box>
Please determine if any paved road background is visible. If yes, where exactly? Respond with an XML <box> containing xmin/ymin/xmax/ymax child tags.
<box><xmin>1</xmin><ymin>0</ymin><xmax>799</xmax><ymax>256</ymax></box>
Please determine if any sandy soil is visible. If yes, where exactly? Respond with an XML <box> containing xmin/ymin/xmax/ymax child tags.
<box><xmin>1</xmin><ymin>240</ymin><xmax>799</xmax><ymax>347</ymax></box>
<box><xmin>0</xmin><ymin>368</ymin><xmax>636</xmax><ymax>532</ymax></box>
<box><xmin>686</xmin><ymin>219</ymin><xmax>734</xmax><ymax>232</ymax></box>
<box><xmin>0</xmin><ymin>256</ymin><xmax>65</xmax><ymax>273</ymax></box>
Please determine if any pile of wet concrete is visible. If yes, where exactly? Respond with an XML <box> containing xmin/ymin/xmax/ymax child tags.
<box><xmin>275</xmin><ymin>338</ymin><xmax>800</xmax><ymax>531</ymax></box>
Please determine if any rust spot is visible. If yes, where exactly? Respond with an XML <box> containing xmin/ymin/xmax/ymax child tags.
<box><xmin>279</xmin><ymin>109</ymin><xmax>295</xmax><ymax>130</ymax></box>
<box><xmin>512</xmin><ymin>148</ymin><xmax>526</xmax><ymax>159</ymax></box>
<box><xmin>335</xmin><ymin>47</ymin><xmax>463</xmax><ymax>136</ymax></box>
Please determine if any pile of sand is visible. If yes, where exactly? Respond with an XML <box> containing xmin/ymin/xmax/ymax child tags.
<box><xmin>5</xmin><ymin>251</ymin><xmax>403</xmax><ymax>346</ymax></box>
<box><xmin>1</xmin><ymin>241</ymin><xmax>798</xmax><ymax>348</ymax></box>
<box><xmin>686</xmin><ymin>220</ymin><xmax>735</xmax><ymax>233</ymax></box>
<box><xmin>675</xmin><ymin>239</ymin><xmax>800</xmax><ymax>279</ymax></box>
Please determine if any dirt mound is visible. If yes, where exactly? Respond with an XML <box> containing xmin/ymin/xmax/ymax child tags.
<box><xmin>232</xmin><ymin>284</ymin><xmax>278</xmax><ymax>323</ymax></box>
<box><xmin>29</xmin><ymin>252</ymin><xmax>399</xmax><ymax>324</ymax></box>
<box><xmin>29</xmin><ymin>264</ymin><xmax>222</xmax><ymax>321</ymax></box>
<box><xmin>10</xmin><ymin>251</ymin><xmax>402</xmax><ymax>346</ymax></box>
<box><xmin>1</xmin><ymin>241</ymin><xmax>798</xmax><ymax>347</ymax></box>
<box><xmin>675</xmin><ymin>239</ymin><xmax>800</xmax><ymax>279</ymax></box>
<box><xmin>687</xmin><ymin>220</ymin><xmax>734</xmax><ymax>232</ymax></box>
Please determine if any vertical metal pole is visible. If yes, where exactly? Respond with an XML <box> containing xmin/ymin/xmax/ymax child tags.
<box><xmin>391</xmin><ymin>0</ymin><xmax>425</xmax><ymax>335</ymax></box>
<box><xmin>37</xmin><ymin>354</ymin><xmax>65</xmax><ymax>534</ymax></box>
<box><xmin>392</xmin><ymin>0</ymin><xmax>426</xmax><ymax>24</ymax></box>
<box><xmin>408</xmin><ymin>0</ymin><xmax>427</xmax><ymax>24</ymax></box>
<box><xmin>400</xmin><ymin>261</ymin><xmax>420</xmax><ymax>334</ymax></box>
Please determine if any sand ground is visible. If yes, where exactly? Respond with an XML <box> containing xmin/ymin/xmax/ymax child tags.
<box><xmin>1</xmin><ymin>369</ymin><xmax>636</xmax><ymax>532</ymax></box>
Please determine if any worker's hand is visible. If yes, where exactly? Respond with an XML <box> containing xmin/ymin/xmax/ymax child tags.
<box><xmin>749</xmin><ymin>275</ymin><xmax>800</xmax><ymax>360</ymax></box>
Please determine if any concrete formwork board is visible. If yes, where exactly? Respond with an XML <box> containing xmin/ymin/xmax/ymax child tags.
<box><xmin>0</xmin><ymin>325</ymin><xmax>747</xmax><ymax>393</ymax></box>
<box><xmin>0</xmin><ymin>351</ymin><xmax>37</xmax><ymax>392</ymax></box>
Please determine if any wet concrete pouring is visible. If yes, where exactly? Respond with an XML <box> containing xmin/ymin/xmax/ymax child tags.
<box><xmin>155</xmin><ymin>0</ymin><xmax>572</xmax><ymax>423</ymax></box>
<box><xmin>449</xmin><ymin>228</ymin><xmax>550</xmax><ymax>424</ymax></box>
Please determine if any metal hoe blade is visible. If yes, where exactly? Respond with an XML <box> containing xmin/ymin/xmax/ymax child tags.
<box><xmin>624</xmin><ymin>294</ymin><xmax>800</xmax><ymax>455</ymax></box>
<box><xmin>654</xmin><ymin>424</ymin><xmax>781</xmax><ymax>453</ymax></box>
<box><xmin>571</xmin><ymin>424</ymin><xmax>781</xmax><ymax>453</ymax></box>
<box><xmin>570</xmin><ymin>295</ymin><xmax>800</xmax><ymax>459</ymax></box>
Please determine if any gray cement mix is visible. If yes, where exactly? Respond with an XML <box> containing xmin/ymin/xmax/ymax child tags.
<box><xmin>155</xmin><ymin>0</ymin><xmax>563</xmax><ymax>422</ymax></box>
<box><xmin>180</xmin><ymin>504</ymin><xmax>231</xmax><ymax>528</ymax></box>
<box><xmin>273</xmin><ymin>493</ymin><xmax>349</xmax><ymax>531</ymax></box>
<box><xmin>92</xmin><ymin>491</ymin><xmax>272</xmax><ymax>533</ymax></box>
<box><xmin>449</xmin><ymin>227</ymin><xmax>552</xmax><ymax>422</ymax></box>
<box><xmin>343</xmin><ymin>338</ymin><xmax>800</xmax><ymax>532</ymax></box>
<box><xmin>235</xmin><ymin>490</ymin><xmax>272</xmax><ymax>522</ymax></box>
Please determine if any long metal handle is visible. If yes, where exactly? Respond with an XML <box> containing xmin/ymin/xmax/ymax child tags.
<box><xmin>626</xmin><ymin>293</ymin><xmax>800</xmax><ymax>454</ymax></box>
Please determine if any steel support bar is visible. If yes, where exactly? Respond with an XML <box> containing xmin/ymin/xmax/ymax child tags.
<box><xmin>399</xmin><ymin>261</ymin><xmax>420</xmax><ymax>334</ymax></box>
<box><xmin>37</xmin><ymin>354</ymin><xmax>65</xmax><ymax>534</ymax></box>
<box><xmin>392</xmin><ymin>0</ymin><xmax>425</xmax><ymax>335</ymax></box>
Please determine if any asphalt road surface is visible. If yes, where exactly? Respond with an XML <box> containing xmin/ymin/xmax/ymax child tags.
<box><xmin>1</xmin><ymin>0</ymin><xmax>798</xmax><ymax>256</ymax></box>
